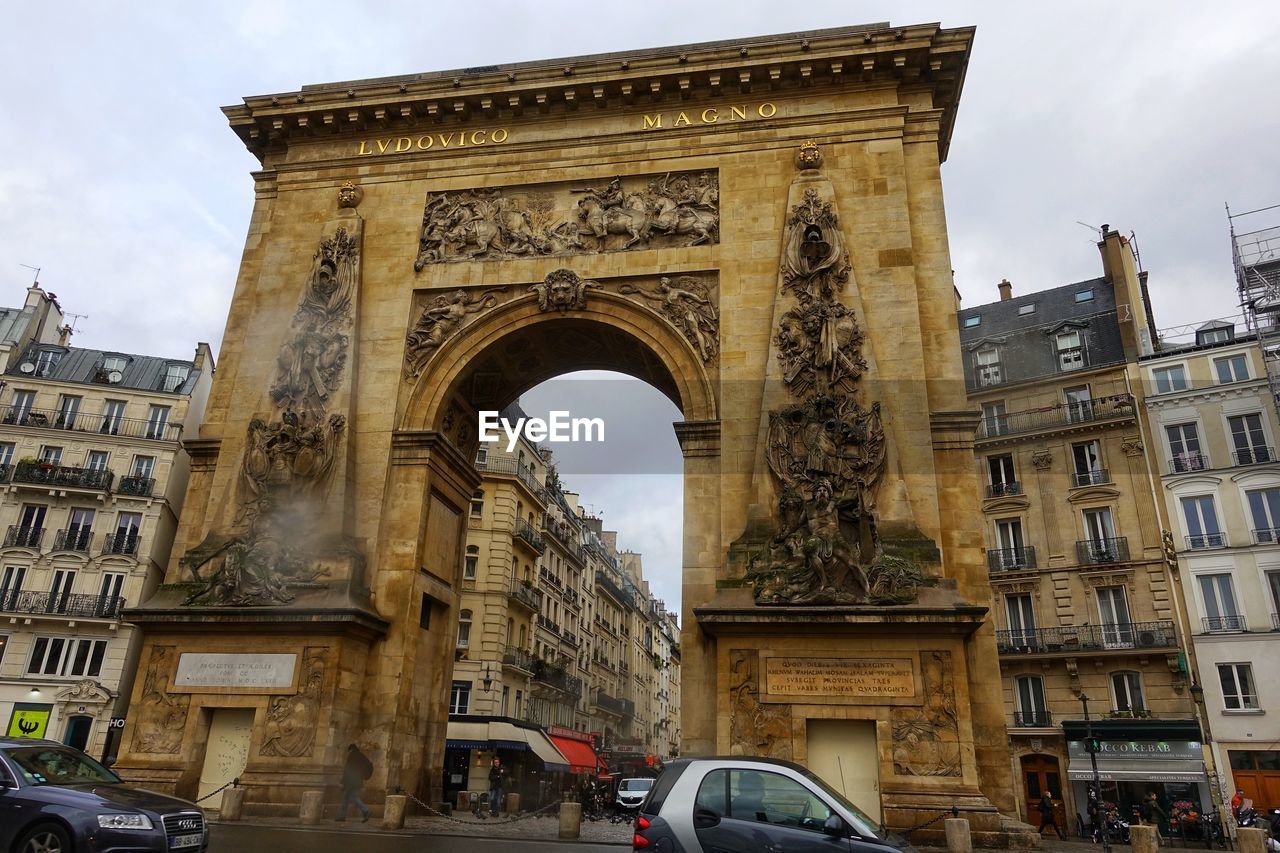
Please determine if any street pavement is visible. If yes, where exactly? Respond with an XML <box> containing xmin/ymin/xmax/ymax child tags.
<box><xmin>211</xmin><ymin>821</ymin><xmax>629</xmax><ymax>851</ymax></box>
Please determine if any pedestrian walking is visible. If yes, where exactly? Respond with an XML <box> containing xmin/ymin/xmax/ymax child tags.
<box><xmin>489</xmin><ymin>757</ymin><xmax>506</xmax><ymax>815</ymax></box>
<box><xmin>1039</xmin><ymin>790</ymin><xmax>1065</xmax><ymax>839</ymax></box>
<box><xmin>335</xmin><ymin>743</ymin><xmax>373</xmax><ymax>822</ymax></box>
<box><xmin>1146</xmin><ymin>792</ymin><xmax>1169</xmax><ymax>841</ymax></box>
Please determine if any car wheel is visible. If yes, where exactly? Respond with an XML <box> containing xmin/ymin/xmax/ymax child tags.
<box><xmin>16</xmin><ymin>823</ymin><xmax>72</xmax><ymax>853</ymax></box>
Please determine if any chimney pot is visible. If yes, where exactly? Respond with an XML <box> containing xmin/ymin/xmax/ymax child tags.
<box><xmin>998</xmin><ymin>279</ymin><xmax>1013</xmax><ymax>301</ymax></box>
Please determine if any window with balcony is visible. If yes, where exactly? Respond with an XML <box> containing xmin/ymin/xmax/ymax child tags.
<box><xmin>1166</xmin><ymin>422</ymin><xmax>1206</xmax><ymax>472</ymax></box>
<box><xmin>0</xmin><ymin>565</ymin><xmax>25</xmax><ymax>610</ymax></box>
<box><xmin>49</xmin><ymin>569</ymin><xmax>76</xmax><ymax>612</ymax></box>
<box><xmin>449</xmin><ymin>680</ymin><xmax>471</xmax><ymax>715</ymax></box>
<box><xmin>162</xmin><ymin>364</ymin><xmax>190</xmax><ymax>392</ymax></box>
<box><xmin>1015</xmin><ymin>675</ymin><xmax>1048</xmax><ymax>727</ymax></box>
<box><xmin>1214</xmin><ymin>354</ymin><xmax>1249</xmax><ymax>383</ymax></box>
<box><xmin>987</xmin><ymin>455</ymin><xmax>1018</xmax><ymax>497</ymax></box>
<box><xmin>100</xmin><ymin>400</ymin><xmax>126</xmax><ymax>435</ymax></box>
<box><xmin>10</xmin><ymin>390</ymin><xmax>36</xmax><ymax>423</ymax></box>
<box><xmin>56</xmin><ymin>395</ymin><xmax>80</xmax><ymax>430</ymax></box>
<box><xmin>0</xmin><ymin>443</ymin><xmax>12</xmax><ymax>467</ymax></box>
<box><xmin>474</xmin><ymin>447</ymin><xmax>488</xmax><ymax>467</ymax></box>
<box><xmin>1110</xmin><ymin>671</ymin><xmax>1145</xmax><ymax>714</ymax></box>
<box><xmin>1152</xmin><ymin>365</ymin><xmax>1189</xmax><ymax>394</ymax></box>
<box><xmin>145</xmin><ymin>406</ymin><xmax>170</xmax><ymax>440</ymax></box>
<box><xmin>463</xmin><ymin>545</ymin><xmax>479</xmax><ymax>580</ymax></box>
<box><xmin>1071</xmin><ymin>441</ymin><xmax>1106</xmax><ymax>486</ymax></box>
<box><xmin>1218</xmin><ymin>663</ymin><xmax>1258</xmax><ymax>710</ymax></box>
<box><xmin>993</xmin><ymin>518</ymin><xmax>1030</xmax><ymax>570</ymax></box>
<box><xmin>65</xmin><ymin>508</ymin><xmax>94</xmax><ymax>553</ymax></box>
<box><xmin>1228</xmin><ymin>413</ymin><xmax>1271</xmax><ymax>465</ymax></box>
<box><xmin>975</xmin><ymin>347</ymin><xmax>1002</xmax><ymax>386</ymax></box>
<box><xmin>1004</xmin><ymin>593</ymin><xmax>1037</xmax><ymax>648</ymax></box>
<box><xmin>1096</xmin><ymin>585</ymin><xmax>1132</xmax><ymax>647</ymax></box>
<box><xmin>1065</xmin><ymin>386</ymin><xmax>1093</xmax><ymax>423</ymax></box>
<box><xmin>131</xmin><ymin>456</ymin><xmax>155</xmax><ymax>479</ymax></box>
<box><xmin>1056</xmin><ymin>330</ymin><xmax>1084</xmax><ymax>371</ymax></box>
<box><xmin>27</xmin><ymin>636</ymin><xmax>107</xmax><ymax>678</ymax></box>
<box><xmin>1181</xmin><ymin>495</ymin><xmax>1224</xmax><ymax>548</ymax></box>
<box><xmin>109</xmin><ymin>512</ymin><xmax>142</xmax><ymax>556</ymax></box>
<box><xmin>1198</xmin><ymin>574</ymin><xmax>1243</xmax><ymax>632</ymax></box>
<box><xmin>981</xmin><ymin>401</ymin><xmax>1008</xmax><ymax>437</ymax></box>
<box><xmin>15</xmin><ymin>505</ymin><xmax>46</xmax><ymax>549</ymax></box>
<box><xmin>85</xmin><ymin>451</ymin><xmax>109</xmax><ymax>472</ymax></box>
<box><xmin>39</xmin><ymin>446</ymin><xmax>62</xmax><ymax>465</ymax></box>
<box><xmin>457</xmin><ymin>609</ymin><xmax>472</xmax><ymax>648</ymax></box>
<box><xmin>1268</xmin><ymin>572</ymin><xmax>1280</xmax><ymax>630</ymax></box>
<box><xmin>470</xmin><ymin>490</ymin><xmax>484</xmax><ymax>518</ymax></box>
<box><xmin>97</xmin><ymin>573</ymin><xmax>125</xmax><ymax>616</ymax></box>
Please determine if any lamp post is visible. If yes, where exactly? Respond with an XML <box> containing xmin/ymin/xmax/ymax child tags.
<box><xmin>1080</xmin><ymin>692</ymin><xmax>1112</xmax><ymax>853</ymax></box>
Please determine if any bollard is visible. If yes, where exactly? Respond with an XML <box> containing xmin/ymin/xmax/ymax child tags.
<box><xmin>1237</xmin><ymin>827</ymin><xmax>1267</xmax><ymax>853</ymax></box>
<box><xmin>220</xmin><ymin>786</ymin><xmax>245</xmax><ymax>821</ymax></box>
<box><xmin>457</xmin><ymin>791</ymin><xmax>470</xmax><ymax>812</ymax></box>
<box><xmin>944</xmin><ymin>817</ymin><xmax>972</xmax><ymax>853</ymax></box>
<box><xmin>505</xmin><ymin>792</ymin><xmax>520</xmax><ymax>815</ymax></box>
<box><xmin>559</xmin><ymin>802</ymin><xmax>583</xmax><ymax>840</ymax></box>
<box><xmin>1131</xmin><ymin>824</ymin><xmax>1159</xmax><ymax>853</ymax></box>
<box><xmin>299</xmin><ymin>790</ymin><xmax>324</xmax><ymax>825</ymax></box>
<box><xmin>382</xmin><ymin>794</ymin><xmax>407</xmax><ymax>830</ymax></box>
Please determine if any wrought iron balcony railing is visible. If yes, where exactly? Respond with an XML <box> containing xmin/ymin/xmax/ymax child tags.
<box><xmin>514</xmin><ymin>518</ymin><xmax>546</xmax><ymax>554</ymax></box>
<box><xmin>537</xmin><ymin>566</ymin><xmax>562</xmax><ymax>589</ymax></box>
<box><xmin>1254</xmin><ymin>528</ymin><xmax>1280</xmax><ymax>544</ymax></box>
<box><xmin>102</xmin><ymin>533</ymin><xmax>141</xmax><ymax>557</ymax></box>
<box><xmin>0</xmin><ymin>405</ymin><xmax>181</xmax><ymax>441</ymax></box>
<box><xmin>986</xmin><ymin>481</ymin><xmax>1022</xmax><ymax>498</ymax></box>
<box><xmin>13</xmin><ymin>462</ymin><xmax>113</xmax><ymax>491</ymax></box>
<box><xmin>1233</xmin><ymin>446</ymin><xmax>1274</xmax><ymax>466</ymax></box>
<box><xmin>502</xmin><ymin>645</ymin><xmax>535</xmax><ymax>672</ymax></box>
<box><xmin>116</xmin><ymin>475</ymin><xmax>155</xmax><ymax>497</ymax></box>
<box><xmin>53</xmin><ymin>528</ymin><xmax>94</xmax><ymax>553</ymax></box>
<box><xmin>474</xmin><ymin>454</ymin><xmax>548</xmax><ymax>503</ymax></box>
<box><xmin>1076</xmin><ymin>536</ymin><xmax>1130</xmax><ymax>565</ymax></box>
<box><xmin>977</xmin><ymin>365</ymin><xmax>1004</xmax><ymax>387</ymax></box>
<box><xmin>987</xmin><ymin>546</ymin><xmax>1037</xmax><ymax>572</ymax></box>
<box><xmin>1013</xmin><ymin>710</ymin><xmax>1053</xmax><ymax>728</ymax></box>
<box><xmin>1072</xmin><ymin>468</ymin><xmax>1111</xmax><ymax>487</ymax></box>
<box><xmin>507</xmin><ymin>579</ymin><xmax>542</xmax><ymax>611</ymax></box>
<box><xmin>1169</xmin><ymin>452</ymin><xmax>1210</xmax><ymax>473</ymax></box>
<box><xmin>594</xmin><ymin>691</ymin><xmax>626</xmax><ymax>715</ymax></box>
<box><xmin>977</xmin><ymin>395</ymin><xmax>1134</xmax><ymax>440</ymax></box>
<box><xmin>996</xmin><ymin>620</ymin><xmax>1176</xmax><ymax>655</ymax></box>
<box><xmin>1186</xmin><ymin>533</ymin><xmax>1227</xmax><ymax>550</ymax></box>
<box><xmin>595</xmin><ymin>570</ymin><xmax>635</xmax><ymax>609</ymax></box>
<box><xmin>4</xmin><ymin>525</ymin><xmax>43</xmax><ymax>548</ymax></box>
<box><xmin>532</xmin><ymin>660</ymin><xmax>582</xmax><ymax>694</ymax></box>
<box><xmin>1201</xmin><ymin>615</ymin><xmax>1248</xmax><ymax>633</ymax></box>
<box><xmin>0</xmin><ymin>590</ymin><xmax>123</xmax><ymax>619</ymax></box>
<box><xmin>537</xmin><ymin>613</ymin><xmax>561</xmax><ymax>633</ymax></box>
<box><xmin>562</xmin><ymin>629</ymin><xmax>580</xmax><ymax>648</ymax></box>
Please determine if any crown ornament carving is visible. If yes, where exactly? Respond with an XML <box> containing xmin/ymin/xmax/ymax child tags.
<box><xmin>796</xmin><ymin>139</ymin><xmax>823</xmax><ymax>170</ymax></box>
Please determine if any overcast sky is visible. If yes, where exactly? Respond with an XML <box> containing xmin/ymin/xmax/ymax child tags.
<box><xmin>4</xmin><ymin>2</ymin><xmax>1279</xmax><ymax>612</ymax></box>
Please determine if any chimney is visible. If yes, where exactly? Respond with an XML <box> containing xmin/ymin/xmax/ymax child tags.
<box><xmin>998</xmin><ymin>279</ymin><xmax>1013</xmax><ymax>301</ymax></box>
<box><xmin>57</xmin><ymin>325</ymin><xmax>74</xmax><ymax>346</ymax></box>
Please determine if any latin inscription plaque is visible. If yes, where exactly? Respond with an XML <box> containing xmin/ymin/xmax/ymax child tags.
<box><xmin>175</xmin><ymin>653</ymin><xmax>297</xmax><ymax>689</ymax></box>
<box><xmin>765</xmin><ymin>657</ymin><xmax>914</xmax><ymax>698</ymax></box>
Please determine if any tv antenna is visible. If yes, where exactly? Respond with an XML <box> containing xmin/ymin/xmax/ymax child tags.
<box><xmin>18</xmin><ymin>264</ymin><xmax>40</xmax><ymax>285</ymax></box>
<box><xmin>63</xmin><ymin>312</ymin><xmax>88</xmax><ymax>335</ymax></box>
<box><xmin>1075</xmin><ymin>221</ymin><xmax>1104</xmax><ymax>241</ymax></box>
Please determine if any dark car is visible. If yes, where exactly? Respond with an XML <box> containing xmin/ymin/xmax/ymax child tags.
<box><xmin>633</xmin><ymin>757</ymin><xmax>914</xmax><ymax>853</ymax></box>
<box><xmin>0</xmin><ymin>738</ymin><xmax>208</xmax><ymax>853</ymax></box>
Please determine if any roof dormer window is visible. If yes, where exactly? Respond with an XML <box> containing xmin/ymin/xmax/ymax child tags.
<box><xmin>34</xmin><ymin>349</ymin><xmax>62</xmax><ymax>377</ymax></box>
<box><xmin>162</xmin><ymin>364</ymin><xmax>191</xmax><ymax>393</ymax></box>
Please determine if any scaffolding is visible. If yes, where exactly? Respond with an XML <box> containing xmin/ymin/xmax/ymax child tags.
<box><xmin>1231</xmin><ymin>202</ymin><xmax>1280</xmax><ymax>419</ymax></box>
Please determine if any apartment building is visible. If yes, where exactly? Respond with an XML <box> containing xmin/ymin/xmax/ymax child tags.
<box><xmin>1140</xmin><ymin>324</ymin><xmax>1280</xmax><ymax>808</ymax></box>
<box><xmin>0</xmin><ymin>287</ymin><xmax>212</xmax><ymax>759</ymax></box>
<box><xmin>959</xmin><ymin>229</ymin><xmax>1206</xmax><ymax>827</ymax></box>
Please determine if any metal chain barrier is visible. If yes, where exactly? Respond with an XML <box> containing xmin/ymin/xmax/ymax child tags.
<box><xmin>195</xmin><ymin>776</ymin><xmax>241</xmax><ymax>804</ymax></box>
<box><xmin>394</xmin><ymin>786</ymin><xmax>563</xmax><ymax>825</ymax></box>
<box><xmin>900</xmin><ymin>806</ymin><xmax>961</xmax><ymax>837</ymax></box>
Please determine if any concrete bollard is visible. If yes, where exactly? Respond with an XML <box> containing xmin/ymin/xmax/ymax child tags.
<box><xmin>457</xmin><ymin>791</ymin><xmax>471</xmax><ymax>812</ymax></box>
<box><xmin>944</xmin><ymin>817</ymin><xmax>972</xmax><ymax>853</ymax></box>
<box><xmin>219</xmin><ymin>786</ymin><xmax>245</xmax><ymax>821</ymax></box>
<box><xmin>382</xmin><ymin>794</ymin><xmax>407</xmax><ymax>830</ymax></box>
<box><xmin>1131</xmin><ymin>824</ymin><xmax>1159</xmax><ymax>853</ymax></box>
<box><xmin>559</xmin><ymin>802</ymin><xmax>583</xmax><ymax>840</ymax></box>
<box><xmin>505</xmin><ymin>792</ymin><xmax>520</xmax><ymax>815</ymax></box>
<box><xmin>299</xmin><ymin>790</ymin><xmax>324</xmax><ymax>825</ymax></box>
<box><xmin>1238</xmin><ymin>827</ymin><xmax>1268</xmax><ymax>853</ymax></box>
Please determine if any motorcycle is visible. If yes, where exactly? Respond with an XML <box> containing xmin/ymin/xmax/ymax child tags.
<box><xmin>1238</xmin><ymin>804</ymin><xmax>1260</xmax><ymax>829</ymax></box>
<box><xmin>1200</xmin><ymin>810</ymin><xmax>1227</xmax><ymax>849</ymax></box>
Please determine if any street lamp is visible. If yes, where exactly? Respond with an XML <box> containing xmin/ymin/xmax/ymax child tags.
<box><xmin>1079</xmin><ymin>692</ymin><xmax>1112</xmax><ymax>853</ymax></box>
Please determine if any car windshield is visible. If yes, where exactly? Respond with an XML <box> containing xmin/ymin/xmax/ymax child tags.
<box><xmin>5</xmin><ymin>746</ymin><xmax>121</xmax><ymax>786</ymax></box>
<box><xmin>620</xmin><ymin>779</ymin><xmax>654</xmax><ymax>792</ymax></box>
<box><xmin>800</xmin><ymin>768</ymin><xmax>883</xmax><ymax>838</ymax></box>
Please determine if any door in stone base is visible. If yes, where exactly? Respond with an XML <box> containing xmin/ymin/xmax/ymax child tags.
<box><xmin>197</xmin><ymin>709</ymin><xmax>255</xmax><ymax>809</ymax></box>
<box><xmin>806</xmin><ymin>719</ymin><xmax>880</xmax><ymax>822</ymax></box>
<box><xmin>1021</xmin><ymin>754</ymin><xmax>1064</xmax><ymax>829</ymax></box>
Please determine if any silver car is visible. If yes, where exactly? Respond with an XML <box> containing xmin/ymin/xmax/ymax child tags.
<box><xmin>633</xmin><ymin>757</ymin><xmax>911</xmax><ymax>853</ymax></box>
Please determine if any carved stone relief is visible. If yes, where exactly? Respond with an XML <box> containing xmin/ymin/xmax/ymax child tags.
<box><xmin>132</xmin><ymin>647</ymin><xmax>190</xmax><ymax>755</ymax></box>
<box><xmin>781</xmin><ymin>188</ymin><xmax>849</xmax><ymax>300</ymax></box>
<box><xmin>413</xmin><ymin>170</ymin><xmax>719</xmax><ymax>268</ymax></box>
<box><xmin>531</xmin><ymin>268</ymin><xmax>594</xmax><ymax>313</ymax></box>
<box><xmin>1121</xmin><ymin>437</ymin><xmax>1144</xmax><ymax>457</ymax></box>
<box><xmin>728</xmin><ymin>650</ymin><xmax>792</xmax><ymax>759</ymax></box>
<box><xmin>260</xmin><ymin>647</ymin><xmax>326</xmax><ymax>757</ymax></box>
<box><xmin>1031</xmin><ymin>450</ymin><xmax>1052</xmax><ymax>470</ymax></box>
<box><xmin>403</xmin><ymin>288</ymin><xmax>508</xmax><ymax>380</ymax></box>
<box><xmin>618</xmin><ymin>276</ymin><xmax>719</xmax><ymax>364</ymax></box>
<box><xmin>890</xmin><ymin>651</ymin><xmax>961</xmax><ymax>777</ymax></box>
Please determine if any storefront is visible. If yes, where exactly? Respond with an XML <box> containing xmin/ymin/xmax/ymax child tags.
<box><xmin>443</xmin><ymin>717</ymin><xmax>569</xmax><ymax>809</ymax></box>
<box><xmin>1063</xmin><ymin>720</ymin><xmax>1210</xmax><ymax>830</ymax></box>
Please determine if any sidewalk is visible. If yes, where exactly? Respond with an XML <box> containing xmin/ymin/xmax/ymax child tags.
<box><xmin>212</xmin><ymin>813</ymin><xmax>634</xmax><ymax>844</ymax></box>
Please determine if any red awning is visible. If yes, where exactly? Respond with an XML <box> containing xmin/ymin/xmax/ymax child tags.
<box><xmin>548</xmin><ymin>735</ymin><xmax>599</xmax><ymax>775</ymax></box>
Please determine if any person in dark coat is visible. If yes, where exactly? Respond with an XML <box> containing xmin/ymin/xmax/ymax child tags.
<box><xmin>1146</xmin><ymin>792</ymin><xmax>1169</xmax><ymax>840</ymax></box>
<box><xmin>1039</xmin><ymin>791</ymin><xmax>1065</xmax><ymax>839</ymax></box>
<box><xmin>335</xmin><ymin>743</ymin><xmax>373</xmax><ymax>822</ymax></box>
<box><xmin>488</xmin><ymin>757</ymin><xmax>505</xmax><ymax>814</ymax></box>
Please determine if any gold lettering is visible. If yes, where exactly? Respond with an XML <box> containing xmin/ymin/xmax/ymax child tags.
<box><xmin>357</xmin><ymin>140</ymin><xmax>371</xmax><ymax>155</ymax></box>
<box><xmin>701</xmin><ymin>108</ymin><xmax>718</xmax><ymax>123</ymax></box>
<box><xmin>417</xmin><ymin>135</ymin><xmax>433</xmax><ymax>150</ymax></box>
<box><xmin>758</xmin><ymin>102</ymin><xmax>777</xmax><ymax>117</ymax></box>
<box><xmin>491</xmin><ymin>128</ymin><xmax>509</xmax><ymax>143</ymax></box>
<box><xmin>643</xmin><ymin>114</ymin><xmax>663</xmax><ymax>129</ymax></box>
<box><xmin>438</xmin><ymin>133</ymin><xmax>454</xmax><ymax>148</ymax></box>
<box><xmin>395</xmin><ymin>137</ymin><xmax>412</xmax><ymax>152</ymax></box>
<box><xmin>376</xmin><ymin>139</ymin><xmax>391</xmax><ymax>153</ymax></box>
<box><xmin>470</xmin><ymin>130</ymin><xmax>487</xmax><ymax>145</ymax></box>
<box><xmin>674</xmin><ymin>112</ymin><xmax>691</xmax><ymax>127</ymax></box>
<box><xmin>730</xmin><ymin>105</ymin><xmax>747</xmax><ymax>121</ymax></box>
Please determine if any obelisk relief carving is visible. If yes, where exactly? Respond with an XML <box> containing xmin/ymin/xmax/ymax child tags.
<box><xmin>181</xmin><ymin>186</ymin><xmax>366</xmax><ymax>606</ymax></box>
<box><xmin>744</xmin><ymin>144</ymin><xmax>929</xmax><ymax>606</ymax></box>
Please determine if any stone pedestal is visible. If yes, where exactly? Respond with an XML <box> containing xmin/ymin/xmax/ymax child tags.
<box><xmin>1131</xmin><ymin>825</ymin><xmax>1159</xmax><ymax>853</ymax></box>
<box><xmin>946</xmin><ymin>818</ymin><xmax>972</xmax><ymax>853</ymax></box>
<box><xmin>299</xmin><ymin>790</ymin><xmax>324</xmax><ymax>825</ymax></box>
<box><xmin>220</xmin><ymin>786</ymin><xmax>245</xmax><ymax>821</ymax></box>
<box><xmin>559</xmin><ymin>802</ymin><xmax>583</xmax><ymax>839</ymax></box>
<box><xmin>1238</xmin><ymin>827</ymin><xmax>1267</xmax><ymax>853</ymax></box>
<box><xmin>382</xmin><ymin>794</ymin><xmax>407</xmax><ymax>830</ymax></box>
<box><xmin>505</xmin><ymin>792</ymin><xmax>520</xmax><ymax>815</ymax></box>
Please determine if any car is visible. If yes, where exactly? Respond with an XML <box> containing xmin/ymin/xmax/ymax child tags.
<box><xmin>0</xmin><ymin>738</ymin><xmax>208</xmax><ymax>853</ymax></box>
<box><xmin>616</xmin><ymin>777</ymin><xmax>656</xmax><ymax>812</ymax></box>
<box><xmin>632</xmin><ymin>757</ymin><xmax>914</xmax><ymax>853</ymax></box>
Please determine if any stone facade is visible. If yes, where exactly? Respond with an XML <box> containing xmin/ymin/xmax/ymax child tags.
<box><xmin>113</xmin><ymin>23</ymin><xmax>1029</xmax><ymax>842</ymax></box>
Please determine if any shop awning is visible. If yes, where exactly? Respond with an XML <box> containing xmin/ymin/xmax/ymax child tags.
<box><xmin>549</xmin><ymin>735</ymin><xmax>600</xmax><ymax>774</ymax></box>
<box><xmin>445</xmin><ymin>721</ymin><xmax>570</xmax><ymax>772</ymax></box>
<box><xmin>1067</xmin><ymin>759</ymin><xmax>1206</xmax><ymax>784</ymax></box>
<box><xmin>445</xmin><ymin>721</ymin><xmax>490</xmax><ymax>750</ymax></box>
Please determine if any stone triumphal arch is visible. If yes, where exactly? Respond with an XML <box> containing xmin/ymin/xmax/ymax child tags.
<box><xmin>117</xmin><ymin>22</ymin><xmax>1033</xmax><ymax>843</ymax></box>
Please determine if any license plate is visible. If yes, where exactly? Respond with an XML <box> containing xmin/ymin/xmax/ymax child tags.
<box><xmin>170</xmin><ymin>833</ymin><xmax>202</xmax><ymax>850</ymax></box>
